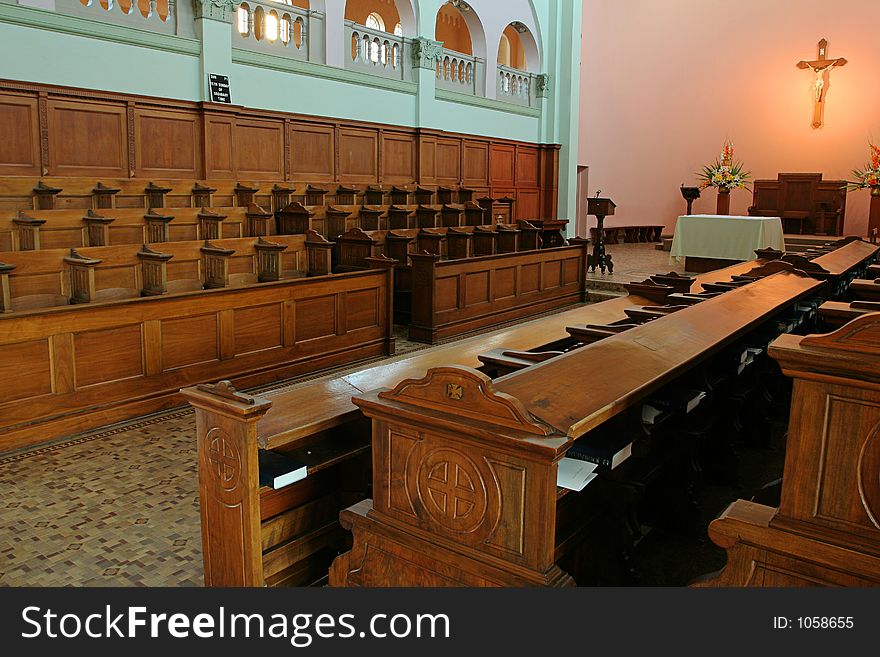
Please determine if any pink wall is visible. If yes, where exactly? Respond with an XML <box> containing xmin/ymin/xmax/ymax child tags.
<box><xmin>579</xmin><ymin>0</ymin><xmax>880</xmax><ymax>237</ymax></box>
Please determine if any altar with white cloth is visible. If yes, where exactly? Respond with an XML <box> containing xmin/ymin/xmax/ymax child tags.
<box><xmin>670</xmin><ymin>214</ymin><xmax>786</xmax><ymax>272</ymax></box>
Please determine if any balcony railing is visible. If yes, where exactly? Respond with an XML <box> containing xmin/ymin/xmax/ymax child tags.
<box><xmin>496</xmin><ymin>65</ymin><xmax>539</xmax><ymax>107</ymax></box>
<box><xmin>57</xmin><ymin>0</ymin><xmax>178</xmax><ymax>34</ymax></box>
<box><xmin>344</xmin><ymin>21</ymin><xmax>410</xmax><ymax>82</ymax></box>
<box><xmin>233</xmin><ymin>2</ymin><xmax>324</xmax><ymax>64</ymax></box>
<box><xmin>435</xmin><ymin>48</ymin><xmax>483</xmax><ymax>96</ymax></box>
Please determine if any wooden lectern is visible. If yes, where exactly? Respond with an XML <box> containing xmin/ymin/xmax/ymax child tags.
<box><xmin>587</xmin><ymin>196</ymin><xmax>616</xmax><ymax>274</ymax></box>
<box><xmin>680</xmin><ymin>186</ymin><xmax>701</xmax><ymax>216</ymax></box>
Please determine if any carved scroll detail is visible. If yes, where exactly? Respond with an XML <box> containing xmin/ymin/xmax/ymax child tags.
<box><xmin>800</xmin><ymin>311</ymin><xmax>880</xmax><ymax>355</ymax></box>
<box><xmin>379</xmin><ymin>365</ymin><xmax>553</xmax><ymax>436</ymax></box>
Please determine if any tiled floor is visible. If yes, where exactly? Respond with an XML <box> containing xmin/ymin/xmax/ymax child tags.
<box><xmin>584</xmin><ymin>242</ymin><xmax>686</xmax><ymax>287</ymax></box>
<box><xmin>0</xmin><ymin>243</ymin><xmax>697</xmax><ymax>587</ymax></box>
<box><xmin>0</xmin><ymin>327</ymin><xmax>434</xmax><ymax>587</ymax></box>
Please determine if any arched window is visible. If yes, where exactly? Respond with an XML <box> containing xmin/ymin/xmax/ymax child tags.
<box><xmin>498</xmin><ymin>33</ymin><xmax>511</xmax><ymax>67</ymax></box>
<box><xmin>365</xmin><ymin>12</ymin><xmax>385</xmax><ymax>32</ymax></box>
<box><xmin>394</xmin><ymin>23</ymin><xmax>403</xmax><ymax>37</ymax></box>
<box><xmin>237</xmin><ymin>4</ymin><xmax>249</xmax><ymax>35</ymax></box>
<box><xmin>265</xmin><ymin>10</ymin><xmax>279</xmax><ymax>41</ymax></box>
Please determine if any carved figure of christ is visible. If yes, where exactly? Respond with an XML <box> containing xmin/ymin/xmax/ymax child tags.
<box><xmin>797</xmin><ymin>39</ymin><xmax>847</xmax><ymax>129</ymax></box>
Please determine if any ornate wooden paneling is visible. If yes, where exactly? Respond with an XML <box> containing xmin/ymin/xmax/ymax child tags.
<box><xmin>234</xmin><ymin>303</ymin><xmax>283</xmax><ymax>356</ymax></box>
<box><xmin>204</xmin><ymin>114</ymin><xmax>235</xmax><ymax>179</ymax></box>
<box><xmin>295</xmin><ymin>294</ymin><xmax>337</xmax><ymax>341</ymax></box>
<box><xmin>0</xmin><ymin>81</ymin><xmax>560</xmax><ymax>218</ymax></box>
<box><xmin>489</xmin><ymin>144</ymin><xmax>516</xmax><ymax>187</ymax></box>
<box><xmin>74</xmin><ymin>324</ymin><xmax>144</xmax><ymax>387</ymax></box>
<box><xmin>418</xmin><ymin>136</ymin><xmax>436</xmax><ymax>183</ymax></box>
<box><xmin>338</xmin><ymin>128</ymin><xmax>378</xmax><ymax>183</ymax></box>
<box><xmin>515</xmin><ymin>146</ymin><xmax>539</xmax><ymax>187</ymax></box>
<box><xmin>408</xmin><ymin>244</ymin><xmax>588</xmax><ymax>343</ymax></box>
<box><xmin>0</xmin><ymin>93</ymin><xmax>40</xmax><ymax>176</ymax></box>
<box><xmin>517</xmin><ymin>190</ymin><xmax>540</xmax><ymax>220</ymax></box>
<box><xmin>346</xmin><ymin>288</ymin><xmax>379</xmax><ymax>331</ymax></box>
<box><xmin>435</xmin><ymin>139</ymin><xmax>461</xmax><ymax>183</ymax></box>
<box><xmin>234</xmin><ymin>118</ymin><xmax>284</xmax><ymax>179</ymax></box>
<box><xmin>135</xmin><ymin>108</ymin><xmax>201</xmax><ymax>179</ymax></box>
<box><xmin>0</xmin><ymin>266</ymin><xmax>394</xmax><ymax>453</ymax></box>
<box><xmin>381</xmin><ymin>133</ymin><xmax>416</xmax><ymax>183</ymax></box>
<box><xmin>290</xmin><ymin>123</ymin><xmax>335</xmax><ymax>180</ymax></box>
<box><xmin>162</xmin><ymin>313</ymin><xmax>219</xmax><ymax>370</ymax></box>
<box><xmin>463</xmin><ymin>141</ymin><xmax>489</xmax><ymax>187</ymax></box>
<box><xmin>0</xmin><ymin>339</ymin><xmax>52</xmax><ymax>403</ymax></box>
<box><xmin>47</xmin><ymin>100</ymin><xmax>128</xmax><ymax>177</ymax></box>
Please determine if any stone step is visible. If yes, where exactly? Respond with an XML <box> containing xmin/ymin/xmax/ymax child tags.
<box><xmin>656</xmin><ymin>237</ymin><xmax>673</xmax><ymax>252</ymax></box>
<box><xmin>586</xmin><ymin>289</ymin><xmax>628</xmax><ymax>303</ymax></box>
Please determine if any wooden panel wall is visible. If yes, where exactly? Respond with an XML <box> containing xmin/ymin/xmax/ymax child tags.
<box><xmin>0</xmin><ymin>268</ymin><xmax>393</xmax><ymax>452</ymax></box>
<box><xmin>408</xmin><ymin>243</ymin><xmax>588</xmax><ymax>343</ymax></box>
<box><xmin>0</xmin><ymin>81</ymin><xmax>560</xmax><ymax>219</ymax></box>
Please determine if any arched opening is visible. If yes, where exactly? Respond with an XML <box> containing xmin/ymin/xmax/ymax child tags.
<box><xmin>497</xmin><ymin>24</ymin><xmax>527</xmax><ymax>70</ymax></box>
<box><xmin>502</xmin><ymin>20</ymin><xmax>541</xmax><ymax>72</ymax></box>
<box><xmin>344</xmin><ymin>0</ymin><xmax>402</xmax><ymax>35</ymax></box>
<box><xmin>435</xmin><ymin>1</ymin><xmax>472</xmax><ymax>56</ymax></box>
<box><xmin>237</xmin><ymin>0</ymin><xmax>309</xmax><ymax>41</ymax></box>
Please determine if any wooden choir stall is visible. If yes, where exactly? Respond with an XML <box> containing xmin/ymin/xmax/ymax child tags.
<box><xmin>328</xmin><ymin>270</ymin><xmax>826</xmax><ymax>586</ymax></box>
<box><xmin>697</xmin><ymin>312</ymin><xmax>880</xmax><ymax>586</ymax></box>
<box><xmin>181</xmin><ymin>237</ymin><xmax>879</xmax><ymax>587</ymax></box>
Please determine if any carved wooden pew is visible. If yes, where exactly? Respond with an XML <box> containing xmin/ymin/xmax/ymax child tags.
<box><xmin>817</xmin><ymin>300</ymin><xmax>880</xmax><ymax>329</ymax></box>
<box><xmin>329</xmin><ymin>269</ymin><xmax>826</xmax><ymax>586</ymax></box>
<box><xmin>0</xmin><ymin>235</ymin><xmax>319</xmax><ymax>311</ymax></box>
<box><xmin>0</xmin><ymin>263</ymin><xmax>396</xmax><ymax>453</ymax></box>
<box><xmin>696</xmin><ymin>312</ymin><xmax>880</xmax><ymax>586</ymax></box>
<box><xmin>0</xmin><ymin>206</ymin><xmax>259</xmax><ymax>252</ymax></box>
<box><xmin>408</xmin><ymin>243</ymin><xmax>589</xmax><ymax>343</ymax></box>
<box><xmin>182</xmin><ymin>257</ymin><xmax>806</xmax><ymax>587</ymax></box>
<box><xmin>0</xmin><ymin>177</ymin><xmax>291</xmax><ymax>215</ymax></box>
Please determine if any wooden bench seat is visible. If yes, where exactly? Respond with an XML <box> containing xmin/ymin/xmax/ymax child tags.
<box><xmin>0</xmin><ymin>206</ymin><xmax>263</xmax><ymax>252</ymax></box>
<box><xmin>182</xmin><ymin>240</ymin><xmax>879</xmax><ymax>587</ymax></box>
<box><xmin>330</xmin><ymin>269</ymin><xmax>827</xmax><ymax>586</ymax></box>
<box><xmin>0</xmin><ymin>235</ymin><xmax>310</xmax><ymax>308</ymax></box>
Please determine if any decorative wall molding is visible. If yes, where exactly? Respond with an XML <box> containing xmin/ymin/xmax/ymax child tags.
<box><xmin>412</xmin><ymin>37</ymin><xmax>444</xmax><ymax>70</ymax></box>
<box><xmin>436</xmin><ymin>89</ymin><xmax>541</xmax><ymax>118</ymax></box>
<box><xmin>536</xmin><ymin>73</ymin><xmax>550</xmax><ymax>99</ymax></box>
<box><xmin>192</xmin><ymin>0</ymin><xmax>235</xmax><ymax>22</ymax></box>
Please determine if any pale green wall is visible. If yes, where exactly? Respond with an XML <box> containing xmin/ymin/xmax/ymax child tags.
<box><xmin>0</xmin><ymin>17</ymin><xmax>201</xmax><ymax>100</ymax></box>
<box><xmin>0</xmin><ymin>0</ymin><xmax>581</xmax><ymax>222</ymax></box>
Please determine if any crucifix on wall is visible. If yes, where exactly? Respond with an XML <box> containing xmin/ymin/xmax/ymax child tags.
<box><xmin>797</xmin><ymin>38</ymin><xmax>847</xmax><ymax>129</ymax></box>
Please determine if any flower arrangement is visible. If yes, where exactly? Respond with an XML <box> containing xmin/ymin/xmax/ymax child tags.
<box><xmin>697</xmin><ymin>141</ymin><xmax>751</xmax><ymax>191</ymax></box>
<box><xmin>846</xmin><ymin>142</ymin><xmax>880</xmax><ymax>191</ymax></box>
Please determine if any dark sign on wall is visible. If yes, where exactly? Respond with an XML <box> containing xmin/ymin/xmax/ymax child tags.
<box><xmin>208</xmin><ymin>74</ymin><xmax>231</xmax><ymax>104</ymax></box>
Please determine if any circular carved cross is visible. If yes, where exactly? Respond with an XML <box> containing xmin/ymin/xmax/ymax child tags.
<box><xmin>205</xmin><ymin>427</ymin><xmax>241</xmax><ymax>492</ymax></box>
<box><xmin>858</xmin><ymin>422</ymin><xmax>880</xmax><ymax>529</ymax></box>
<box><xmin>417</xmin><ymin>448</ymin><xmax>487</xmax><ymax>533</ymax></box>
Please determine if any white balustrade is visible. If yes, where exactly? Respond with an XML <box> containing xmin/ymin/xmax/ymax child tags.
<box><xmin>496</xmin><ymin>65</ymin><xmax>538</xmax><ymax>107</ymax></box>
<box><xmin>233</xmin><ymin>2</ymin><xmax>323</xmax><ymax>64</ymax></box>
<box><xmin>435</xmin><ymin>48</ymin><xmax>482</xmax><ymax>96</ymax></box>
<box><xmin>345</xmin><ymin>20</ymin><xmax>409</xmax><ymax>81</ymax></box>
<box><xmin>57</xmin><ymin>0</ymin><xmax>178</xmax><ymax>34</ymax></box>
